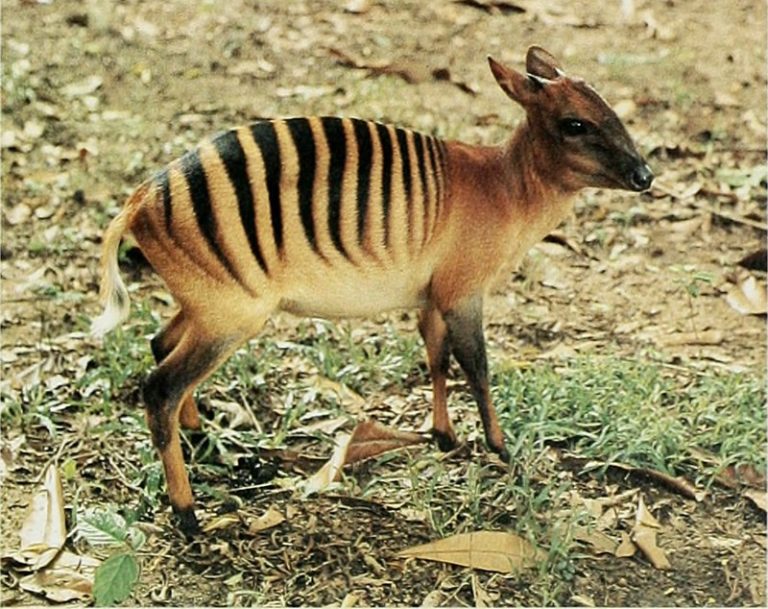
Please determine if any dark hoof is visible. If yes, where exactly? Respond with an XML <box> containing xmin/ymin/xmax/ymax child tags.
<box><xmin>432</xmin><ymin>429</ymin><xmax>459</xmax><ymax>453</ymax></box>
<box><xmin>492</xmin><ymin>444</ymin><xmax>511</xmax><ymax>464</ymax></box>
<box><xmin>173</xmin><ymin>506</ymin><xmax>201</xmax><ymax>537</ymax></box>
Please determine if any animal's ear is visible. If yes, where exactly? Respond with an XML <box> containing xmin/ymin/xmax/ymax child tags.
<box><xmin>488</xmin><ymin>56</ymin><xmax>539</xmax><ymax>107</ymax></box>
<box><xmin>526</xmin><ymin>46</ymin><xmax>563</xmax><ymax>80</ymax></box>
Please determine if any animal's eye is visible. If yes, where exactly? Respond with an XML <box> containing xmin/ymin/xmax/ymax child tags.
<box><xmin>559</xmin><ymin>118</ymin><xmax>589</xmax><ymax>137</ymax></box>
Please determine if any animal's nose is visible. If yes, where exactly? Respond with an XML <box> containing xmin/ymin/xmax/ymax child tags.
<box><xmin>629</xmin><ymin>163</ymin><xmax>654</xmax><ymax>191</ymax></box>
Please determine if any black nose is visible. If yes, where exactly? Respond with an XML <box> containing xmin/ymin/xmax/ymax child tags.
<box><xmin>629</xmin><ymin>163</ymin><xmax>654</xmax><ymax>191</ymax></box>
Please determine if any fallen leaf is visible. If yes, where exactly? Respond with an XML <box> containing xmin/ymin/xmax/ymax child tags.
<box><xmin>248</xmin><ymin>506</ymin><xmax>285</xmax><ymax>534</ymax></box>
<box><xmin>630</xmin><ymin>496</ymin><xmax>671</xmax><ymax>569</ymax></box>
<box><xmin>726</xmin><ymin>273</ymin><xmax>767</xmax><ymax>315</ymax></box>
<box><xmin>573</xmin><ymin>527</ymin><xmax>618</xmax><ymax>555</ymax></box>
<box><xmin>615</xmin><ymin>531</ymin><xmax>637</xmax><ymax>558</ymax></box>
<box><xmin>398</xmin><ymin>530</ymin><xmax>543</xmax><ymax>573</ymax></box>
<box><xmin>309</xmin><ymin>376</ymin><xmax>367</xmax><ymax>413</ymax></box>
<box><xmin>304</xmin><ymin>419</ymin><xmax>427</xmax><ymax>494</ymax></box>
<box><xmin>340</xmin><ymin>592</ymin><xmax>360</xmax><ymax>607</ymax></box>
<box><xmin>0</xmin><ymin>435</ymin><xmax>26</xmax><ymax>484</ymax></box>
<box><xmin>18</xmin><ymin>550</ymin><xmax>100</xmax><ymax>602</ymax></box>
<box><xmin>571</xmin><ymin>593</ymin><xmax>596</xmax><ymax>607</ymax></box>
<box><xmin>744</xmin><ymin>489</ymin><xmax>767</xmax><ymax>512</ymax></box>
<box><xmin>202</xmin><ymin>513</ymin><xmax>240</xmax><ymax>533</ymax></box>
<box><xmin>5</xmin><ymin>464</ymin><xmax>66</xmax><ymax>570</ymax></box>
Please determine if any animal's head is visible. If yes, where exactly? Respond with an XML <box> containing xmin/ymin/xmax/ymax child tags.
<box><xmin>488</xmin><ymin>46</ymin><xmax>654</xmax><ymax>193</ymax></box>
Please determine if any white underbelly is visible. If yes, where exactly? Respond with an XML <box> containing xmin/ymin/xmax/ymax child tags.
<box><xmin>279</xmin><ymin>266</ymin><xmax>431</xmax><ymax>318</ymax></box>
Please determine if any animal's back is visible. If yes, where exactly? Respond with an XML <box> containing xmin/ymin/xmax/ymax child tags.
<box><xmin>128</xmin><ymin>117</ymin><xmax>449</xmax><ymax>317</ymax></box>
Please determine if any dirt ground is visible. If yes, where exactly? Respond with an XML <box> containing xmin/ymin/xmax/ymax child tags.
<box><xmin>1</xmin><ymin>0</ymin><xmax>766</xmax><ymax>606</ymax></box>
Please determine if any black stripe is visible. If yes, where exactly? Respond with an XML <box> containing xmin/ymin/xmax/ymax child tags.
<box><xmin>413</xmin><ymin>133</ymin><xmax>429</xmax><ymax>245</ymax></box>
<box><xmin>395</xmin><ymin>128</ymin><xmax>413</xmax><ymax>241</ymax></box>
<box><xmin>286</xmin><ymin>118</ymin><xmax>320</xmax><ymax>255</ymax></box>
<box><xmin>353</xmin><ymin>119</ymin><xmax>373</xmax><ymax>247</ymax></box>
<box><xmin>251</xmin><ymin>121</ymin><xmax>283</xmax><ymax>256</ymax></box>
<box><xmin>321</xmin><ymin>117</ymin><xmax>349</xmax><ymax>259</ymax></box>
<box><xmin>212</xmin><ymin>130</ymin><xmax>269</xmax><ymax>274</ymax></box>
<box><xmin>155</xmin><ymin>168</ymin><xmax>173</xmax><ymax>234</ymax></box>
<box><xmin>426</xmin><ymin>137</ymin><xmax>441</xmax><ymax>221</ymax></box>
<box><xmin>180</xmin><ymin>149</ymin><xmax>239</xmax><ymax>281</ymax></box>
<box><xmin>375</xmin><ymin>122</ymin><xmax>393</xmax><ymax>249</ymax></box>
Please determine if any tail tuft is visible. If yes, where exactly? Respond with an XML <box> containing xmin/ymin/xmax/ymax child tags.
<box><xmin>90</xmin><ymin>276</ymin><xmax>130</xmax><ymax>338</ymax></box>
<box><xmin>90</xmin><ymin>186</ymin><xmax>146</xmax><ymax>338</ymax></box>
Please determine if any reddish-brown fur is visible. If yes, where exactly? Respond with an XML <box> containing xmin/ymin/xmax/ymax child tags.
<box><xmin>93</xmin><ymin>46</ymin><xmax>653</xmax><ymax>535</ymax></box>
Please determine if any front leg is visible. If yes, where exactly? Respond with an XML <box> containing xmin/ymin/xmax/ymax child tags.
<box><xmin>443</xmin><ymin>295</ymin><xmax>510</xmax><ymax>463</ymax></box>
<box><xmin>418</xmin><ymin>305</ymin><xmax>457</xmax><ymax>452</ymax></box>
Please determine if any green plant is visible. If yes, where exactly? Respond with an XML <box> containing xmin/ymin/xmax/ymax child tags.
<box><xmin>76</xmin><ymin>506</ymin><xmax>147</xmax><ymax>606</ymax></box>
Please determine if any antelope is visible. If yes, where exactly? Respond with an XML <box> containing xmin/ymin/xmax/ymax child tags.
<box><xmin>92</xmin><ymin>46</ymin><xmax>653</xmax><ymax>534</ymax></box>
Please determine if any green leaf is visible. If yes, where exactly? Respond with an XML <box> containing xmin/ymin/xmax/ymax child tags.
<box><xmin>76</xmin><ymin>506</ymin><xmax>127</xmax><ymax>546</ymax></box>
<box><xmin>93</xmin><ymin>552</ymin><xmax>139</xmax><ymax>606</ymax></box>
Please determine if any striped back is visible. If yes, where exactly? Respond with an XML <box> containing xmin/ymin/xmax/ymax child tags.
<box><xmin>146</xmin><ymin>117</ymin><xmax>448</xmax><ymax>288</ymax></box>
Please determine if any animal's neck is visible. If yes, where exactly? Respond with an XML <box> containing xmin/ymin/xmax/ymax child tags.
<box><xmin>490</xmin><ymin>119</ymin><xmax>577</xmax><ymax>243</ymax></box>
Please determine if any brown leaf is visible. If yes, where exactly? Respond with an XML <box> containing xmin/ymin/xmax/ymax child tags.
<box><xmin>615</xmin><ymin>531</ymin><xmax>637</xmax><ymax>558</ymax></box>
<box><xmin>5</xmin><ymin>464</ymin><xmax>66</xmax><ymax>570</ymax></box>
<box><xmin>248</xmin><ymin>506</ymin><xmax>286</xmax><ymax>534</ymax></box>
<box><xmin>631</xmin><ymin>497</ymin><xmax>671</xmax><ymax>570</ymax></box>
<box><xmin>725</xmin><ymin>273</ymin><xmax>767</xmax><ymax>315</ymax></box>
<box><xmin>744</xmin><ymin>489</ymin><xmax>767</xmax><ymax>512</ymax></box>
<box><xmin>573</xmin><ymin>527</ymin><xmax>618</xmax><ymax>555</ymax></box>
<box><xmin>398</xmin><ymin>530</ymin><xmax>543</xmax><ymax>573</ymax></box>
<box><xmin>18</xmin><ymin>550</ymin><xmax>100</xmax><ymax>602</ymax></box>
<box><xmin>304</xmin><ymin>419</ymin><xmax>428</xmax><ymax>495</ymax></box>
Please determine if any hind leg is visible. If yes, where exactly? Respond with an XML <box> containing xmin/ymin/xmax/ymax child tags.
<box><xmin>144</xmin><ymin>325</ymin><xmax>248</xmax><ymax>535</ymax></box>
<box><xmin>150</xmin><ymin>311</ymin><xmax>201</xmax><ymax>430</ymax></box>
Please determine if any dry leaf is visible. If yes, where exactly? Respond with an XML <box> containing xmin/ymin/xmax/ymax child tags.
<box><xmin>573</xmin><ymin>527</ymin><xmax>618</xmax><ymax>555</ymax></box>
<box><xmin>310</xmin><ymin>376</ymin><xmax>366</xmax><ymax>413</ymax></box>
<box><xmin>398</xmin><ymin>530</ymin><xmax>543</xmax><ymax>573</ymax></box>
<box><xmin>6</xmin><ymin>464</ymin><xmax>66</xmax><ymax>570</ymax></box>
<box><xmin>18</xmin><ymin>550</ymin><xmax>100</xmax><ymax>602</ymax></box>
<box><xmin>615</xmin><ymin>531</ymin><xmax>637</xmax><ymax>557</ymax></box>
<box><xmin>726</xmin><ymin>273</ymin><xmax>767</xmax><ymax>316</ymax></box>
<box><xmin>248</xmin><ymin>506</ymin><xmax>285</xmax><ymax>534</ymax></box>
<box><xmin>304</xmin><ymin>419</ymin><xmax>427</xmax><ymax>495</ymax></box>
<box><xmin>744</xmin><ymin>489</ymin><xmax>767</xmax><ymax>512</ymax></box>
<box><xmin>630</xmin><ymin>496</ymin><xmax>671</xmax><ymax>569</ymax></box>
<box><xmin>202</xmin><ymin>513</ymin><xmax>240</xmax><ymax>533</ymax></box>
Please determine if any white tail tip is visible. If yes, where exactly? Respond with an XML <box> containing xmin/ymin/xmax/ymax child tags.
<box><xmin>90</xmin><ymin>291</ymin><xmax>129</xmax><ymax>339</ymax></box>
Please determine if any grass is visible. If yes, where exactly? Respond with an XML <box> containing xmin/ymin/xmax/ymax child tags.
<box><xmin>2</xmin><ymin>307</ymin><xmax>764</xmax><ymax>605</ymax></box>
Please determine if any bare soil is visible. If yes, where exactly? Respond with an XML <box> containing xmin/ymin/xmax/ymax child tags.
<box><xmin>1</xmin><ymin>0</ymin><xmax>766</xmax><ymax>606</ymax></box>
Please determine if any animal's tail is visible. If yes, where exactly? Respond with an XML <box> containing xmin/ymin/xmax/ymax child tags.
<box><xmin>90</xmin><ymin>183</ymin><xmax>148</xmax><ymax>338</ymax></box>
